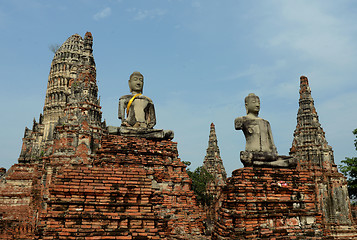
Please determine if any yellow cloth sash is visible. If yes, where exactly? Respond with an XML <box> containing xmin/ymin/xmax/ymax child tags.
<box><xmin>126</xmin><ymin>93</ymin><xmax>142</xmax><ymax>115</ymax></box>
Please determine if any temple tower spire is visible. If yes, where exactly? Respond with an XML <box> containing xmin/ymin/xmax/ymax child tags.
<box><xmin>290</xmin><ymin>75</ymin><xmax>355</xmax><ymax>233</ymax></box>
<box><xmin>43</xmin><ymin>32</ymin><xmax>95</xmax><ymax>141</ymax></box>
<box><xmin>290</xmin><ymin>76</ymin><xmax>336</xmax><ymax>171</ymax></box>
<box><xmin>19</xmin><ymin>32</ymin><xmax>101</xmax><ymax>163</ymax></box>
<box><xmin>203</xmin><ymin>123</ymin><xmax>227</xmax><ymax>182</ymax></box>
<box><xmin>202</xmin><ymin>123</ymin><xmax>226</xmax><ymax>234</ymax></box>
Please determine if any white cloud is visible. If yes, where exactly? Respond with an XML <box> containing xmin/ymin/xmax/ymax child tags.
<box><xmin>257</xmin><ymin>1</ymin><xmax>357</xmax><ymax>69</ymax></box>
<box><xmin>93</xmin><ymin>7</ymin><xmax>112</xmax><ymax>20</ymax></box>
<box><xmin>127</xmin><ymin>8</ymin><xmax>167</xmax><ymax>21</ymax></box>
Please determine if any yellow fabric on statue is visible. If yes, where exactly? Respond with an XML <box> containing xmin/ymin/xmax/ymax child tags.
<box><xmin>126</xmin><ymin>93</ymin><xmax>142</xmax><ymax>115</ymax></box>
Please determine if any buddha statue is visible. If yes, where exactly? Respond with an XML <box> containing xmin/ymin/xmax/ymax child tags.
<box><xmin>118</xmin><ymin>72</ymin><xmax>156</xmax><ymax>128</ymax></box>
<box><xmin>117</xmin><ymin>72</ymin><xmax>173</xmax><ymax>139</ymax></box>
<box><xmin>234</xmin><ymin>93</ymin><xmax>296</xmax><ymax>168</ymax></box>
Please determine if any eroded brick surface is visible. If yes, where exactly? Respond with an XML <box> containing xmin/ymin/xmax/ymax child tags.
<box><xmin>37</xmin><ymin>135</ymin><xmax>206</xmax><ymax>240</ymax></box>
<box><xmin>213</xmin><ymin>76</ymin><xmax>357</xmax><ymax>239</ymax></box>
<box><xmin>1</xmin><ymin>34</ymin><xmax>356</xmax><ymax>240</ymax></box>
<box><xmin>0</xmin><ymin>164</ymin><xmax>43</xmax><ymax>239</ymax></box>
<box><xmin>213</xmin><ymin>167</ymin><xmax>324</xmax><ymax>239</ymax></box>
<box><xmin>0</xmin><ymin>32</ymin><xmax>207</xmax><ymax>239</ymax></box>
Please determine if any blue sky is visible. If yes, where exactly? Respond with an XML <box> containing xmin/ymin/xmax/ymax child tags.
<box><xmin>1</xmin><ymin>0</ymin><xmax>357</xmax><ymax>176</ymax></box>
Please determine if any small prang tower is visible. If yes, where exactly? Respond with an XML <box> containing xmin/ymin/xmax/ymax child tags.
<box><xmin>203</xmin><ymin>123</ymin><xmax>227</xmax><ymax>186</ymax></box>
<box><xmin>203</xmin><ymin>123</ymin><xmax>227</xmax><ymax>233</ymax></box>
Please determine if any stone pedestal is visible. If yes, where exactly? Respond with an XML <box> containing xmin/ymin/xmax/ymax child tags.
<box><xmin>213</xmin><ymin>167</ymin><xmax>324</xmax><ymax>239</ymax></box>
<box><xmin>36</xmin><ymin>135</ymin><xmax>207</xmax><ymax>239</ymax></box>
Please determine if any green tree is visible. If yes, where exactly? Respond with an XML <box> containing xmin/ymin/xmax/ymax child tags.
<box><xmin>339</xmin><ymin>128</ymin><xmax>357</xmax><ymax>201</ymax></box>
<box><xmin>183</xmin><ymin>161</ymin><xmax>214</xmax><ymax>206</ymax></box>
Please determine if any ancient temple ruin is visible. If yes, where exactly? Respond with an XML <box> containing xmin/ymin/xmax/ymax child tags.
<box><xmin>0</xmin><ymin>32</ymin><xmax>356</xmax><ymax>239</ymax></box>
<box><xmin>18</xmin><ymin>32</ymin><xmax>104</xmax><ymax>164</ymax></box>
<box><xmin>290</xmin><ymin>76</ymin><xmax>354</xmax><ymax>236</ymax></box>
<box><xmin>0</xmin><ymin>33</ymin><xmax>206</xmax><ymax>240</ymax></box>
<box><xmin>213</xmin><ymin>76</ymin><xmax>357</xmax><ymax>239</ymax></box>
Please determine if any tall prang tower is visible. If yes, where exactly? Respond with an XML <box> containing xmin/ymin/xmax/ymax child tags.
<box><xmin>290</xmin><ymin>76</ymin><xmax>356</xmax><ymax>237</ymax></box>
<box><xmin>43</xmin><ymin>32</ymin><xmax>95</xmax><ymax>141</ymax></box>
<box><xmin>18</xmin><ymin>32</ymin><xmax>103</xmax><ymax>163</ymax></box>
<box><xmin>290</xmin><ymin>76</ymin><xmax>336</xmax><ymax>171</ymax></box>
<box><xmin>203</xmin><ymin>123</ymin><xmax>227</xmax><ymax>188</ymax></box>
<box><xmin>203</xmin><ymin>123</ymin><xmax>226</xmax><ymax>232</ymax></box>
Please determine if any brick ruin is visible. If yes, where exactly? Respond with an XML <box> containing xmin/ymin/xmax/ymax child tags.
<box><xmin>0</xmin><ymin>33</ymin><xmax>356</xmax><ymax>239</ymax></box>
<box><xmin>212</xmin><ymin>76</ymin><xmax>357</xmax><ymax>239</ymax></box>
<box><xmin>37</xmin><ymin>135</ymin><xmax>206</xmax><ymax>239</ymax></box>
<box><xmin>290</xmin><ymin>76</ymin><xmax>355</xmax><ymax>237</ymax></box>
<box><xmin>19</xmin><ymin>32</ymin><xmax>103</xmax><ymax>164</ymax></box>
<box><xmin>0</xmin><ymin>33</ymin><xmax>207</xmax><ymax>239</ymax></box>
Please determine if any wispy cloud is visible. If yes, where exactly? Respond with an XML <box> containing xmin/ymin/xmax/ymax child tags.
<box><xmin>127</xmin><ymin>8</ymin><xmax>167</xmax><ymax>21</ymax></box>
<box><xmin>93</xmin><ymin>7</ymin><xmax>112</xmax><ymax>20</ymax></box>
<box><xmin>256</xmin><ymin>1</ymin><xmax>357</xmax><ymax>69</ymax></box>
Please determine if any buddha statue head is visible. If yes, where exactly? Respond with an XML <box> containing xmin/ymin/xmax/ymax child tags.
<box><xmin>128</xmin><ymin>71</ymin><xmax>144</xmax><ymax>94</ymax></box>
<box><xmin>245</xmin><ymin>93</ymin><xmax>260</xmax><ymax>116</ymax></box>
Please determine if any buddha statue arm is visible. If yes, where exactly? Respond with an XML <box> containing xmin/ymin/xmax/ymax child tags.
<box><xmin>234</xmin><ymin>117</ymin><xmax>244</xmax><ymax>130</ymax></box>
<box><xmin>146</xmin><ymin>100</ymin><xmax>156</xmax><ymax>129</ymax></box>
<box><xmin>118</xmin><ymin>97</ymin><xmax>127</xmax><ymax>121</ymax></box>
<box><xmin>267</xmin><ymin>121</ymin><xmax>278</xmax><ymax>155</ymax></box>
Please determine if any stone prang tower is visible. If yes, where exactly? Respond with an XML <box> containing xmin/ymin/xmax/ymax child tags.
<box><xmin>290</xmin><ymin>76</ymin><xmax>355</xmax><ymax>237</ymax></box>
<box><xmin>203</xmin><ymin>123</ymin><xmax>227</xmax><ymax>233</ymax></box>
<box><xmin>290</xmin><ymin>76</ymin><xmax>336</xmax><ymax>170</ymax></box>
<box><xmin>18</xmin><ymin>32</ymin><xmax>104</xmax><ymax>163</ymax></box>
<box><xmin>203</xmin><ymin>123</ymin><xmax>227</xmax><ymax>196</ymax></box>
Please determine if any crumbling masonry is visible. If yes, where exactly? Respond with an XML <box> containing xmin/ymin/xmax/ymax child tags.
<box><xmin>0</xmin><ymin>33</ymin><xmax>206</xmax><ymax>240</ymax></box>
<box><xmin>212</xmin><ymin>76</ymin><xmax>357</xmax><ymax>239</ymax></box>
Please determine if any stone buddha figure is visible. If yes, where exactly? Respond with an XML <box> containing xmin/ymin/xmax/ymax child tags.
<box><xmin>235</xmin><ymin>93</ymin><xmax>296</xmax><ymax>168</ymax></box>
<box><xmin>117</xmin><ymin>72</ymin><xmax>173</xmax><ymax>139</ymax></box>
<box><xmin>118</xmin><ymin>72</ymin><xmax>156</xmax><ymax>128</ymax></box>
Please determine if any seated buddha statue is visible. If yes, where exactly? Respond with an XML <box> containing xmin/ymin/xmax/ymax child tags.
<box><xmin>234</xmin><ymin>93</ymin><xmax>296</xmax><ymax>168</ymax></box>
<box><xmin>117</xmin><ymin>72</ymin><xmax>173</xmax><ymax>140</ymax></box>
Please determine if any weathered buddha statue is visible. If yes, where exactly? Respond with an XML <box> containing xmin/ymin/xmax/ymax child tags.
<box><xmin>117</xmin><ymin>72</ymin><xmax>174</xmax><ymax>139</ymax></box>
<box><xmin>234</xmin><ymin>93</ymin><xmax>296</xmax><ymax>168</ymax></box>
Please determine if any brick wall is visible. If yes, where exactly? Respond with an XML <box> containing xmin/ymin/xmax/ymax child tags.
<box><xmin>36</xmin><ymin>135</ymin><xmax>207</xmax><ymax>239</ymax></box>
<box><xmin>0</xmin><ymin>164</ymin><xmax>43</xmax><ymax>239</ymax></box>
<box><xmin>213</xmin><ymin>167</ymin><xmax>324</xmax><ymax>239</ymax></box>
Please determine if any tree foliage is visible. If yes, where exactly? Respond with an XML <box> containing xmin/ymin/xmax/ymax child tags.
<box><xmin>339</xmin><ymin>128</ymin><xmax>357</xmax><ymax>201</ymax></box>
<box><xmin>183</xmin><ymin>161</ymin><xmax>214</xmax><ymax>206</ymax></box>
